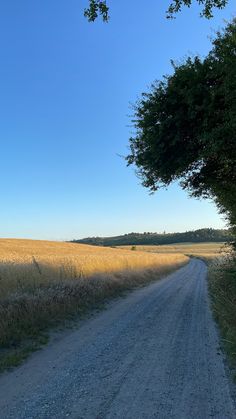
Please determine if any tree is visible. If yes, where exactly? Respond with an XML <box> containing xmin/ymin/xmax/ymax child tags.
<box><xmin>84</xmin><ymin>1</ymin><xmax>109</xmax><ymax>22</ymax></box>
<box><xmin>84</xmin><ymin>0</ymin><xmax>229</xmax><ymax>22</ymax></box>
<box><xmin>126</xmin><ymin>20</ymin><xmax>236</xmax><ymax>236</ymax></box>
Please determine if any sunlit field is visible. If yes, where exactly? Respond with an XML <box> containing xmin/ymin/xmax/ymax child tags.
<box><xmin>0</xmin><ymin>239</ymin><xmax>188</xmax><ymax>297</ymax></box>
<box><xmin>118</xmin><ymin>242</ymin><xmax>227</xmax><ymax>261</ymax></box>
<box><xmin>0</xmin><ymin>239</ymin><xmax>188</xmax><ymax>359</ymax></box>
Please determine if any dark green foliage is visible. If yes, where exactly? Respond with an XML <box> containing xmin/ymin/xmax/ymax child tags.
<box><xmin>72</xmin><ymin>228</ymin><xmax>233</xmax><ymax>247</ymax></box>
<box><xmin>84</xmin><ymin>1</ymin><xmax>109</xmax><ymax>22</ymax></box>
<box><xmin>167</xmin><ymin>0</ymin><xmax>228</xmax><ymax>18</ymax></box>
<box><xmin>127</xmin><ymin>20</ymin><xmax>236</xmax><ymax>239</ymax></box>
<box><xmin>84</xmin><ymin>0</ymin><xmax>229</xmax><ymax>21</ymax></box>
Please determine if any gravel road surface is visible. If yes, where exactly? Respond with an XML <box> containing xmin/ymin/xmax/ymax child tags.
<box><xmin>0</xmin><ymin>259</ymin><xmax>235</xmax><ymax>419</ymax></box>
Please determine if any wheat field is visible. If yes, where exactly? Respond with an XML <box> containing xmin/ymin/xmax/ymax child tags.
<box><xmin>118</xmin><ymin>242</ymin><xmax>227</xmax><ymax>261</ymax></box>
<box><xmin>0</xmin><ymin>239</ymin><xmax>188</xmax><ymax>297</ymax></box>
<box><xmin>0</xmin><ymin>239</ymin><xmax>188</xmax><ymax>356</ymax></box>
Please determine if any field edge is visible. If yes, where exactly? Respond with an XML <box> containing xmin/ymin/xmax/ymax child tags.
<box><xmin>0</xmin><ymin>260</ymin><xmax>189</xmax><ymax>372</ymax></box>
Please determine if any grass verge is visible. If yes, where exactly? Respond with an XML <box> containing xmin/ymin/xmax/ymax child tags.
<box><xmin>0</xmin><ymin>260</ymin><xmax>188</xmax><ymax>371</ymax></box>
<box><xmin>208</xmin><ymin>254</ymin><xmax>236</xmax><ymax>375</ymax></box>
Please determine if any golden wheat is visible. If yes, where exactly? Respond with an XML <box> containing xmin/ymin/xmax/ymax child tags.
<box><xmin>0</xmin><ymin>239</ymin><xmax>188</xmax><ymax>297</ymax></box>
<box><xmin>0</xmin><ymin>239</ymin><xmax>188</xmax><ymax>356</ymax></box>
<box><xmin>118</xmin><ymin>242</ymin><xmax>227</xmax><ymax>260</ymax></box>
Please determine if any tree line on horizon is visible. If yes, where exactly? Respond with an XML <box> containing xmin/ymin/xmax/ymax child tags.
<box><xmin>72</xmin><ymin>228</ymin><xmax>233</xmax><ymax>247</ymax></box>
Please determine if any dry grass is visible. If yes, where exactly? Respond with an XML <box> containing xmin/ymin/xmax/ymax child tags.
<box><xmin>119</xmin><ymin>242</ymin><xmax>227</xmax><ymax>261</ymax></box>
<box><xmin>0</xmin><ymin>239</ymin><xmax>188</xmax><ymax>298</ymax></box>
<box><xmin>208</xmin><ymin>254</ymin><xmax>236</xmax><ymax>371</ymax></box>
<box><xmin>0</xmin><ymin>238</ymin><xmax>188</xmax><ymax>366</ymax></box>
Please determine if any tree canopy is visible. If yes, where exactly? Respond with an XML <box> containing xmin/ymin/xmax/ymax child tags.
<box><xmin>127</xmin><ymin>20</ymin><xmax>236</xmax><ymax>236</ymax></box>
<box><xmin>84</xmin><ymin>0</ymin><xmax>229</xmax><ymax>21</ymax></box>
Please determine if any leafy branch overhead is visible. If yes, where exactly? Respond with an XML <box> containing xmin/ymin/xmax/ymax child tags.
<box><xmin>127</xmin><ymin>20</ymin><xmax>236</xmax><ymax>237</ymax></box>
<box><xmin>84</xmin><ymin>0</ymin><xmax>109</xmax><ymax>22</ymax></box>
<box><xmin>84</xmin><ymin>0</ymin><xmax>228</xmax><ymax>21</ymax></box>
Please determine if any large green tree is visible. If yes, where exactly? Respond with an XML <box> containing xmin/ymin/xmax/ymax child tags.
<box><xmin>84</xmin><ymin>0</ymin><xmax>228</xmax><ymax>21</ymax></box>
<box><xmin>127</xmin><ymin>20</ymin><xmax>236</xmax><ymax>235</ymax></box>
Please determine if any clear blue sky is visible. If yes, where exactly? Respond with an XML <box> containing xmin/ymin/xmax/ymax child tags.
<box><xmin>0</xmin><ymin>1</ymin><xmax>235</xmax><ymax>240</ymax></box>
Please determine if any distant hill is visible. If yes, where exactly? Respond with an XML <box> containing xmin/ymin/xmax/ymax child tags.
<box><xmin>72</xmin><ymin>228</ymin><xmax>233</xmax><ymax>247</ymax></box>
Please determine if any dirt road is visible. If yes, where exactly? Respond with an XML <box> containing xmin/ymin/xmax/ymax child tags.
<box><xmin>0</xmin><ymin>259</ymin><xmax>235</xmax><ymax>418</ymax></box>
